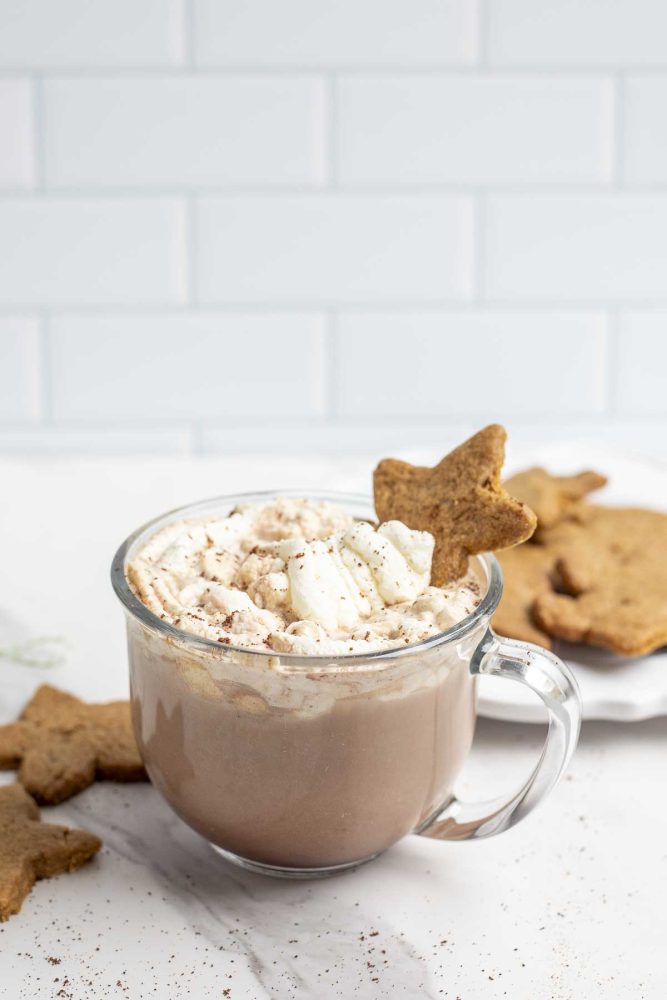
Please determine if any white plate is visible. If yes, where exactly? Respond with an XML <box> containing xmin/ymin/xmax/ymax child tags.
<box><xmin>478</xmin><ymin>643</ymin><xmax>667</xmax><ymax>723</ymax></box>
<box><xmin>474</xmin><ymin>445</ymin><xmax>667</xmax><ymax>723</ymax></box>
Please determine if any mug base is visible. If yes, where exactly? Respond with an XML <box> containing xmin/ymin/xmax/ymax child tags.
<box><xmin>209</xmin><ymin>842</ymin><xmax>380</xmax><ymax>879</ymax></box>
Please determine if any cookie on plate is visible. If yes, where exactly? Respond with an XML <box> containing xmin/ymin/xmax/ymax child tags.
<box><xmin>504</xmin><ymin>467</ymin><xmax>607</xmax><ymax>534</ymax></box>
<box><xmin>494</xmin><ymin>544</ymin><xmax>558</xmax><ymax>649</ymax></box>
<box><xmin>534</xmin><ymin>506</ymin><xmax>667</xmax><ymax>656</ymax></box>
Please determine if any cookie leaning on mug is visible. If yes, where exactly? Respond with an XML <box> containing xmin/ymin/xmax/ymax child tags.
<box><xmin>0</xmin><ymin>684</ymin><xmax>147</xmax><ymax>805</ymax></box>
<box><xmin>374</xmin><ymin>424</ymin><xmax>537</xmax><ymax>586</ymax></box>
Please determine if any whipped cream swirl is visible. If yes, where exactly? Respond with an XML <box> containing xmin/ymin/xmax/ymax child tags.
<box><xmin>127</xmin><ymin>497</ymin><xmax>482</xmax><ymax>655</ymax></box>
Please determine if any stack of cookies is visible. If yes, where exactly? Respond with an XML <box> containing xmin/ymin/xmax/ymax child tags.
<box><xmin>493</xmin><ymin>468</ymin><xmax>667</xmax><ymax>656</ymax></box>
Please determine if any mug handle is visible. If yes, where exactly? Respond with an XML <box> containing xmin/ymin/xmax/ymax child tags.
<box><xmin>417</xmin><ymin>629</ymin><xmax>582</xmax><ymax>842</ymax></box>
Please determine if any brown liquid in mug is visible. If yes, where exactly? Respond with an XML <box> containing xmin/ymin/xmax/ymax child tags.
<box><xmin>130</xmin><ymin>630</ymin><xmax>477</xmax><ymax>869</ymax></box>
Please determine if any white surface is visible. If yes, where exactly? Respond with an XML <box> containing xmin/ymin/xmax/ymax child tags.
<box><xmin>337</xmin><ymin>76</ymin><xmax>612</xmax><ymax>185</ymax></box>
<box><xmin>335</xmin><ymin>314</ymin><xmax>606</xmax><ymax>417</ymax></box>
<box><xmin>0</xmin><ymin>0</ymin><xmax>183</xmax><ymax>68</ymax></box>
<box><xmin>0</xmin><ymin>425</ymin><xmax>193</xmax><ymax>455</ymax></box>
<box><xmin>0</xmin><ymin>199</ymin><xmax>186</xmax><ymax>306</ymax></box>
<box><xmin>3</xmin><ymin>0</ymin><xmax>667</xmax><ymax>457</ymax></box>
<box><xmin>488</xmin><ymin>0</ymin><xmax>667</xmax><ymax>67</ymax></box>
<box><xmin>44</xmin><ymin>77</ymin><xmax>325</xmax><ymax>187</ymax></box>
<box><xmin>0</xmin><ymin>79</ymin><xmax>34</xmax><ymax>189</ymax></box>
<box><xmin>48</xmin><ymin>315</ymin><xmax>325</xmax><ymax>421</ymax></box>
<box><xmin>617</xmin><ymin>315</ymin><xmax>667</xmax><ymax>416</ymax></box>
<box><xmin>194</xmin><ymin>196</ymin><xmax>474</xmax><ymax>303</ymax></box>
<box><xmin>624</xmin><ymin>77</ymin><xmax>667</xmax><ymax>184</ymax></box>
<box><xmin>193</xmin><ymin>0</ymin><xmax>477</xmax><ymax>67</ymax></box>
<box><xmin>0</xmin><ymin>453</ymin><xmax>665</xmax><ymax>998</ymax></box>
<box><xmin>478</xmin><ymin>644</ymin><xmax>667</xmax><ymax>724</ymax></box>
<box><xmin>485</xmin><ymin>195</ymin><xmax>667</xmax><ymax>301</ymax></box>
<box><xmin>0</xmin><ymin>317</ymin><xmax>40</xmax><ymax>422</ymax></box>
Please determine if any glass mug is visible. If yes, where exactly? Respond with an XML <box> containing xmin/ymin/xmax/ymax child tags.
<box><xmin>111</xmin><ymin>491</ymin><xmax>582</xmax><ymax>878</ymax></box>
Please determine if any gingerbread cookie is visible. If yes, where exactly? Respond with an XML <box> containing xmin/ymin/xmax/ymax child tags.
<box><xmin>0</xmin><ymin>685</ymin><xmax>147</xmax><ymax>805</ymax></box>
<box><xmin>493</xmin><ymin>544</ymin><xmax>558</xmax><ymax>648</ymax></box>
<box><xmin>374</xmin><ymin>425</ymin><xmax>537</xmax><ymax>585</ymax></box>
<box><xmin>533</xmin><ymin>506</ymin><xmax>667</xmax><ymax>656</ymax></box>
<box><xmin>504</xmin><ymin>467</ymin><xmax>607</xmax><ymax>533</ymax></box>
<box><xmin>0</xmin><ymin>783</ymin><xmax>101</xmax><ymax>921</ymax></box>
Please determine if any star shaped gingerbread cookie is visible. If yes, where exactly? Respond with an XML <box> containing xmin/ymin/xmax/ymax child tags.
<box><xmin>0</xmin><ymin>684</ymin><xmax>147</xmax><ymax>805</ymax></box>
<box><xmin>0</xmin><ymin>783</ymin><xmax>101</xmax><ymax>921</ymax></box>
<box><xmin>374</xmin><ymin>424</ymin><xmax>537</xmax><ymax>586</ymax></box>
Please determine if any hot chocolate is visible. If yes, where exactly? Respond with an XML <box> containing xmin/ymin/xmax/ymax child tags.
<box><xmin>129</xmin><ymin>616</ymin><xmax>478</xmax><ymax>868</ymax></box>
<box><xmin>124</xmin><ymin>494</ymin><xmax>483</xmax><ymax>869</ymax></box>
<box><xmin>113</xmin><ymin>428</ymin><xmax>582</xmax><ymax>876</ymax></box>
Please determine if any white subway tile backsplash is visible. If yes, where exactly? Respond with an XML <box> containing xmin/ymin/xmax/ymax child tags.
<box><xmin>337</xmin><ymin>76</ymin><xmax>613</xmax><ymax>185</ymax></box>
<box><xmin>200</xmin><ymin>421</ymin><xmax>667</xmax><ymax>461</ymax></box>
<box><xmin>194</xmin><ymin>0</ymin><xmax>477</xmax><ymax>67</ymax></box>
<box><xmin>0</xmin><ymin>199</ymin><xmax>186</xmax><ymax>305</ymax></box>
<box><xmin>0</xmin><ymin>79</ymin><xmax>34</xmax><ymax>189</ymax></box>
<box><xmin>617</xmin><ymin>313</ymin><xmax>667</xmax><ymax>416</ymax></box>
<box><xmin>0</xmin><ymin>316</ymin><xmax>41</xmax><ymax>420</ymax></box>
<box><xmin>485</xmin><ymin>196</ymin><xmax>667</xmax><ymax>302</ymax></box>
<box><xmin>196</xmin><ymin>196</ymin><xmax>474</xmax><ymax>303</ymax></box>
<box><xmin>0</xmin><ymin>0</ymin><xmax>183</xmax><ymax>68</ymax></box>
<box><xmin>623</xmin><ymin>77</ymin><xmax>667</xmax><ymax>184</ymax></box>
<box><xmin>44</xmin><ymin>77</ymin><xmax>326</xmax><ymax>188</ymax></box>
<box><xmin>335</xmin><ymin>312</ymin><xmax>607</xmax><ymax>417</ymax></box>
<box><xmin>0</xmin><ymin>426</ymin><xmax>192</xmax><ymax>454</ymax></box>
<box><xmin>0</xmin><ymin>0</ymin><xmax>665</xmax><ymax>457</ymax></box>
<box><xmin>488</xmin><ymin>0</ymin><xmax>667</xmax><ymax>67</ymax></box>
<box><xmin>49</xmin><ymin>314</ymin><xmax>325</xmax><ymax>420</ymax></box>
<box><xmin>201</xmin><ymin>421</ymin><xmax>487</xmax><ymax>456</ymax></box>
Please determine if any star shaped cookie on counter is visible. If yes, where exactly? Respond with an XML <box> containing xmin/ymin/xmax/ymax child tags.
<box><xmin>0</xmin><ymin>684</ymin><xmax>147</xmax><ymax>805</ymax></box>
<box><xmin>0</xmin><ymin>783</ymin><xmax>101</xmax><ymax>921</ymax></box>
<box><xmin>374</xmin><ymin>424</ymin><xmax>537</xmax><ymax>586</ymax></box>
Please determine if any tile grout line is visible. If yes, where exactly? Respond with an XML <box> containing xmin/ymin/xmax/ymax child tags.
<box><xmin>605</xmin><ymin>309</ymin><xmax>621</xmax><ymax>417</ymax></box>
<box><xmin>182</xmin><ymin>0</ymin><xmax>195</xmax><ymax>68</ymax></box>
<box><xmin>9</xmin><ymin>184</ymin><xmax>667</xmax><ymax>197</ymax></box>
<box><xmin>613</xmin><ymin>72</ymin><xmax>625</xmax><ymax>188</ymax></box>
<box><xmin>473</xmin><ymin>194</ymin><xmax>486</xmax><ymax>302</ymax></box>
<box><xmin>38</xmin><ymin>312</ymin><xmax>54</xmax><ymax>423</ymax></box>
<box><xmin>189</xmin><ymin>419</ymin><xmax>204</xmax><ymax>455</ymax></box>
<box><xmin>323</xmin><ymin>73</ymin><xmax>337</xmax><ymax>189</ymax></box>
<box><xmin>323</xmin><ymin>312</ymin><xmax>338</xmax><ymax>421</ymax></box>
<box><xmin>7</xmin><ymin>66</ymin><xmax>667</xmax><ymax>78</ymax></box>
<box><xmin>184</xmin><ymin>195</ymin><xmax>197</xmax><ymax>305</ymax></box>
<box><xmin>0</xmin><ymin>301</ymin><xmax>667</xmax><ymax>315</ymax></box>
<box><xmin>2</xmin><ymin>414</ymin><xmax>665</xmax><ymax>433</ymax></box>
<box><xmin>477</xmin><ymin>0</ymin><xmax>488</xmax><ymax>68</ymax></box>
<box><xmin>32</xmin><ymin>73</ymin><xmax>46</xmax><ymax>191</ymax></box>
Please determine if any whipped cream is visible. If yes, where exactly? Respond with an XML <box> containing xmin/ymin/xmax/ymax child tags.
<box><xmin>127</xmin><ymin>497</ymin><xmax>482</xmax><ymax>655</ymax></box>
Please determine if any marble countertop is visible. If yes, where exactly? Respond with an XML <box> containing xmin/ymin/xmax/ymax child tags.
<box><xmin>0</xmin><ymin>456</ymin><xmax>665</xmax><ymax>999</ymax></box>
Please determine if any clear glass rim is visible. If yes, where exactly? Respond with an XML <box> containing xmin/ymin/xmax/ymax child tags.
<box><xmin>110</xmin><ymin>489</ymin><xmax>504</xmax><ymax>669</ymax></box>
